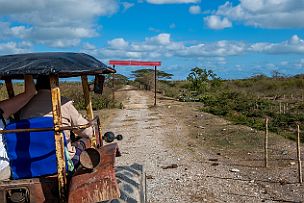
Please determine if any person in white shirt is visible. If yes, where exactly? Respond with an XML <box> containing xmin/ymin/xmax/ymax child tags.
<box><xmin>0</xmin><ymin>75</ymin><xmax>36</xmax><ymax>180</ymax></box>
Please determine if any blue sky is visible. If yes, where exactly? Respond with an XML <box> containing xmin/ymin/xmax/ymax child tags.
<box><xmin>0</xmin><ymin>0</ymin><xmax>304</xmax><ymax>79</ymax></box>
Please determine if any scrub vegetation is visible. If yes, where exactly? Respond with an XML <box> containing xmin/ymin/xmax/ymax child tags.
<box><xmin>133</xmin><ymin>67</ymin><xmax>304</xmax><ymax>140</ymax></box>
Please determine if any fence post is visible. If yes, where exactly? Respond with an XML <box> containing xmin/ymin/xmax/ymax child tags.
<box><xmin>265</xmin><ymin>117</ymin><xmax>269</xmax><ymax>168</ymax></box>
<box><xmin>297</xmin><ymin>125</ymin><xmax>303</xmax><ymax>184</ymax></box>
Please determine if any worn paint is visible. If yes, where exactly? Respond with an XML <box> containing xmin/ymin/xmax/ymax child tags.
<box><xmin>0</xmin><ymin>177</ymin><xmax>59</xmax><ymax>202</ymax></box>
<box><xmin>68</xmin><ymin>143</ymin><xmax>120</xmax><ymax>203</ymax></box>
<box><xmin>81</xmin><ymin>75</ymin><xmax>96</xmax><ymax>147</ymax></box>
<box><xmin>50</xmin><ymin>75</ymin><xmax>67</xmax><ymax>202</ymax></box>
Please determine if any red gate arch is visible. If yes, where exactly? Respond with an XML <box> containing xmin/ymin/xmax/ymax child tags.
<box><xmin>109</xmin><ymin>60</ymin><xmax>161</xmax><ymax>106</ymax></box>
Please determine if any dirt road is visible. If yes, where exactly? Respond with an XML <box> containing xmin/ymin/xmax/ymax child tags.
<box><xmin>102</xmin><ymin>86</ymin><xmax>303</xmax><ymax>203</ymax></box>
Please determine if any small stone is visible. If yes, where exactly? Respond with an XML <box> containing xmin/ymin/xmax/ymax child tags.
<box><xmin>290</xmin><ymin>161</ymin><xmax>296</xmax><ymax>166</ymax></box>
<box><xmin>282</xmin><ymin>150</ymin><xmax>288</xmax><ymax>155</ymax></box>
<box><xmin>222</xmin><ymin>128</ymin><xmax>227</xmax><ymax>131</ymax></box>
<box><xmin>230</xmin><ymin>168</ymin><xmax>240</xmax><ymax>173</ymax></box>
<box><xmin>161</xmin><ymin>164</ymin><xmax>178</xmax><ymax>169</ymax></box>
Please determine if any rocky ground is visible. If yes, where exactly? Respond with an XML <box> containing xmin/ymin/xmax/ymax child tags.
<box><xmin>100</xmin><ymin>86</ymin><xmax>304</xmax><ymax>203</ymax></box>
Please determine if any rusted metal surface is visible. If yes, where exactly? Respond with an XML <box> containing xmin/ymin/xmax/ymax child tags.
<box><xmin>68</xmin><ymin>143</ymin><xmax>120</xmax><ymax>203</ymax></box>
<box><xmin>80</xmin><ymin>148</ymin><xmax>101</xmax><ymax>169</ymax></box>
<box><xmin>0</xmin><ymin>177</ymin><xmax>59</xmax><ymax>202</ymax></box>
<box><xmin>50</xmin><ymin>75</ymin><xmax>67</xmax><ymax>202</ymax></box>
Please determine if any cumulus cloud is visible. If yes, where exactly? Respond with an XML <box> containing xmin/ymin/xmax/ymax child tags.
<box><xmin>215</xmin><ymin>0</ymin><xmax>304</xmax><ymax>28</ymax></box>
<box><xmin>250</xmin><ymin>35</ymin><xmax>304</xmax><ymax>54</ymax></box>
<box><xmin>0</xmin><ymin>0</ymin><xmax>119</xmax><ymax>48</ymax></box>
<box><xmin>146</xmin><ymin>33</ymin><xmax>171</xmax><ymax>45</ymax></box>
<box><xmin>83</xmin><ymin>33</ymin><xmax>246</xmax><ymax>60</ymax></box>
<box><xmin>82</xmin><ymin>33</ymin><xmax>304</xmax><ymax>62</ymax></box>
<box><xmin>204</xmin><ymin>15</ymin><xmax>232</xmax><ymax>30</ymax></box>
<box><xmin>189</xmin><ymin>5</ymin><xmax>201</xmax><ymax>14</ymax></box>
<box><xmin>108</xmin><ymin>38</ymin><xmax>129</xmax><ymax>49</ymax></box>
<box><xmin>0</xmin><ymin>41</ymin><xmax>32</xmax><ymax>55</ymax></box>
<box><xmin>176</xmin><ymin>40</ymin><xmax>245</xmax><ymax>57</ymax></box>
<box><xmin>146</xmin><ymin>0</ymin><xmax>200</xmax><ymax>4</ymax></box>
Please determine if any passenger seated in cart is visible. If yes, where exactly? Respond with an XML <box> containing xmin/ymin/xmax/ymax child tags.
<box><xmin>19</xmin><ymin>75</ymin><xmax>93</xmax><ymax>167</ymax></box>
<box><xmin>0</xmin><ymin>75</ymin><xmax>36</xmax><ymax>180</ymax></box>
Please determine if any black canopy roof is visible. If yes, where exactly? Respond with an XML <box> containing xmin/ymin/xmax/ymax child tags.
<box><xmin>0</xmin><ymin>52</ymin><xmax>115</xmax><ymax>79</ymax></box>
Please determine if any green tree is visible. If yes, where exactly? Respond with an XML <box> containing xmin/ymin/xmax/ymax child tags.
<box><xmin>187</xmin><ymin>67</ymin><xmax>219</xmax><ymax>93</ymax></box>
<box><xmin>131</xmin><ymin>69</ymin><xmax>173</xmax><ymax>90</ymax></box>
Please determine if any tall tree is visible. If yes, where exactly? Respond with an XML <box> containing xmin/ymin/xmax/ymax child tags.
<box><xmin>187</xmin><ymin>67</ymin><xmax>219</xmax><ymax>93</ymax></box>
<box><xmin>132</xmin><ymin>69</ymin><xmax>173</xmax><ymax>90</ymax></box>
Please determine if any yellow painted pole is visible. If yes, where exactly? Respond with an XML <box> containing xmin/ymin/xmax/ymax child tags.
<box><xmin>50</xmin><ymin>75</ymin><xmax>67</xmax><ymax>202</ymax></box>
<box><xmin>81</xmin><ymin>75</ymin><xmax>96</xmax><ymax>147</ymax></box>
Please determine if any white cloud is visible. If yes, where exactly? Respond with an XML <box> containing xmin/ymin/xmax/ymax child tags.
<box><xmin>204</xmin><ymin>15</ymin><xmax>232</xmax><ymax>30</ymax></box>
<box><xmin>108</xmin><ymin>38</ymin><xmax>129</xmax><ymax>49</ymax></box>
<box><xmin>0</xmin><ymin>41</ymin><xmax>32</xmax><ymax>55</ymax></box>
<box><xmin>295</xmin><ymin>59</ymin><xmax>304</xmax><ymax>68</ymax></box>
<box><xmin>215</xmin><ymin>0</ymin><xmax>304</xmax><ymax>28</ymax></box>
<box><xmin>189</xmin><ymin>5</ymin><xmax>201</xmax><ymax>14</ymax></box>
<box><xmin>176</xmin><ymin>40</ymin><xmax>245</xmax><ymax>57</ymax></box>
<box><xmin>146</xmin><ymin>0</ymin><xmax>200</xmax><ymax>4</ymax></box>
<box><xmin>122</xmin><ymin>2</ymin><xmax>135</xmax><ymax>11</ymax></box>
<box><xmin>83</xmin><ymin>33</ymin><xmax>246</xmax><ymax>60</ymax></box>
<box><xmin>83</xmin><ymin>34</ymin><xmax>304</xmax><ymax>62</ymax></box>
<box><xmin>250</xmin><ymin>35</ymin><xmax>304</xmax><ymax>54</ymax></box>
<box><xmin>146</xmin><ymin>33</ymin><xmax>171</xmax><ymax>45</ymax></box>
<box><xmin>83</xmin><ymin>43</ymin><xmax>96</xmax><ymax>50</ymax></box>
<box><xmin>0</xmin><ymin>0</ymin><xmax>119</xmax><ymax>48</ymax></box>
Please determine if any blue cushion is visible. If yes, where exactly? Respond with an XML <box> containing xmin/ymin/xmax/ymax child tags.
<box><xmin>4</xmin><ymin>117</ymin><xmax>63</xmax><ymax>179</ymax></box>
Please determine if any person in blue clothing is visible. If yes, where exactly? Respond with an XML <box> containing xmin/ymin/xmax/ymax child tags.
<box><xmin>0</xmin><ymin>75</ymin><xmax>36</xmax><ymax>180</ymax></box>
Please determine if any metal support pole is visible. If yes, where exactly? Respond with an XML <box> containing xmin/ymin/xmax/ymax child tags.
<box><xmin>50</xmin><ymin>75</ymin><xmax>67</xmax><ymax>202</ymax></box>
<box><xmin>112</xmin><ymin>65</ymin><xmax>115</xmax><ymax>101</ymax></box>
<box><xmin>154</xmin><ymin>65</ymin><xmax>157</xmax><ymax>106</ymax></box>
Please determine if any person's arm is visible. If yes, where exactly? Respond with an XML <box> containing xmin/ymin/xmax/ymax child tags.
<box><xmin>0</xmin><ymin>75</ymin><xmax>36</xmax><ymax>119</ymax></box>
<box><xmin>66</xmin><ymin>102</ymin><xmax>94</xmax><ymax>138</ymax></box>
